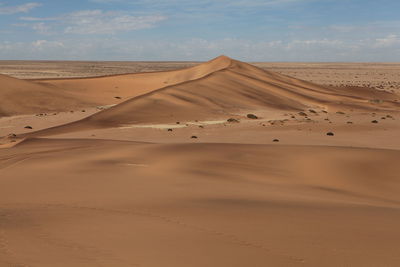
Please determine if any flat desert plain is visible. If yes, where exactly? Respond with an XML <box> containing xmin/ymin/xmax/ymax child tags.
<box><xmin>1</xmin><ymin>56</ymin><xmax>400</xmax><ymax>266</ymax></box>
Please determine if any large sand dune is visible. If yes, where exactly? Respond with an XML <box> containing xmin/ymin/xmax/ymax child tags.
<box><xmin>32</xmin><ymin>56</ymin><xmax>233</xmax><ymax>105</ymax></box>
<box><xmin>8</xmin><ymin>56</ymin><xmax>399</xmax><ymax>139</ymax></box>
<box><xmin>0</xmin><ymin>56</ymin><xmax>232</xmax><ymax>118</ymax></box>
<box><xmin>1</xmin><ymin>56</ymin><xmax>400</xmax><ymax>266</ymax></box>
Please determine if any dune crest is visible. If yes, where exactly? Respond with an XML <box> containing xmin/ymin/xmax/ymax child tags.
<box><xmin>14</xmin><ymin>56</ymin><xmax>399</xmax><ymax>138</ymax></box>
<box><xmin>0</xmin><ymin>56</ymin><xmax>233</xmax><ymax>118</ymax></box>
<box><xmin>29</xmin><ymin>55</ymin><xmax>234</xmax><ymax>105</ymax></box>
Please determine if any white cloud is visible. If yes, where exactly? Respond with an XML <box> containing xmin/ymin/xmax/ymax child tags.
<box><xmin>89</xmin><ymin>0</ymin><xmax>124</xmax><ymax>3</ymax></box>
<box><xmin>1</xmin><ymin>36</ymin><xmax>399</xmax><ymax>61</ymax></box>
<box><xmin>31</xmin><ymin>22</ymin><xmax>52</xmax><ymax>34</ymax></box>
<box><xmin>31</xmin><ymin>40</ymin><xmax>64</xmax><ymax>49</ymax></box>
<box><xmin>374</xmin><ymin>34</ymin><xmax>400</xmax><ymax>48</ymax></box>
<box><xmin>226</xmin><ymin>0</ymin><xmax>310</xmax><ymax>7</ymax></box>
<box><xmin>0</xmin><ymin>40</ymin><xmax>64</xmax><ymax>59</ymax></box>
<box><xmin>18</xmin><ymin>9</ymin><xmax>166</xmax><ymax>35</ymax></box>
<box><xmin>20</xmin><ymin>16</ymin><xmax>57</xmax><ymax>21</ymax></box>
<box><xmin>329</xmin><ymin>25</ymin><xmax>360</xmax><ymax>33</ymax></box>
<box><xmin>106</xmin><ymin>0</ymin><xmax>311</xmax><ymax>7</ymax></box>
<box><xmin>64</xmin><ymin>10</ymin><xmax>166</xmax><ymax>34</ymax></box>
<box><xmin>0</xmin><ymin>2</ymin><xmax>41</xmax><ymax>15</ymax></box>
<box><xmin>287</xmin><ymin>39</ymin><xmax>343</xmax><ymax>49</ymax></box>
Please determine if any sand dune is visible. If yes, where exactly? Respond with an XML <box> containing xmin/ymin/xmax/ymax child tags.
<box><xmin>1</xmin><ymin>138</ymin><xmax>400</xmax><ymax>266</ymax></box>
<box><xmin>0</xmin><ymin>56</ymin><xmax>231</xmax><ymax>118</ymax></box>
<box><xmin>1</xmin><ymin>57</ymin><xmax>400</xmax><ymax>266</ymax></box>
<box><xmin>0</xmin><ymin>74</ymin><xmax>94</xmax><ymax>117</ymax></box>
<box><xmin>32</xmin><ymin>56</ymin><xmax>233</xmax><ymax>105</ymax></box>
<box><xmin>11</xmin><ymin>56</ymin><xmax>399</xmax><ymax>139</ymax></box>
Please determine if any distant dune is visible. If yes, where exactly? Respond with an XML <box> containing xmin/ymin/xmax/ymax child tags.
<box><xmin>0</xmin><ymin>74</ymin><xmax>94</xmax><ymax>117</ymax></box>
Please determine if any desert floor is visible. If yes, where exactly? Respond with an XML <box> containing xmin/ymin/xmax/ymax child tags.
<box><xmin>1</xmin><ymin>57</ymin><xmax>400</xmax><ymax>266</ymax></box>
<box><xmin>2</xmin><ymin>60</ymin><xmax>400</xmax><ymax>94</ymax></box>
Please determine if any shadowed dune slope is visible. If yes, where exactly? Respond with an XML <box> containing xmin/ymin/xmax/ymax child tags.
<box><xmin>1</xmin><ymin>139</ymin><xmax>400</xmax><ymax>266</ymax></box>
<box><xmin>32</xmin><ymin>55</ymin><xmax>233</xmax><ymax>104</ymax></box>
<box><xmin>0</xmin><ymin>56</ymin><xmax>232</xmax><ymax>117</ymax></box>
<box><xmin>0</xmin><ymin>74</ymin><xmax>96</xmax><ymax>117</ymax></box>
<box><xmin>21</xmin><ymin>56</ymin><xmax>400</xmax><ymax>137</ymax></box>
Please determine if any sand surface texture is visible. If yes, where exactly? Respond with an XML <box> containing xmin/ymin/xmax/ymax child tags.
<box><xmin>1</xmin><ymin>56</ymin><xmax>400</xmax><ymax>266</ymax></box>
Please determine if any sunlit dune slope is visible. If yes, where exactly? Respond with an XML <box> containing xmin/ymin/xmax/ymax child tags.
<box><xmin>32</xmin><ymin>55</ymin><xmax>233</xmax><ymax>104</ymax></box>
<box><xmin>0</xmin><ymin>56</ymin><xmax>232</xmax><ymax>117</ymax></box>
<box><xmin>0</xmin><ymin>74</ymin><xmax>94</xmax><ymax>117</ymax></box>
<box><xmin>19</xmin><ymin>56</ymin><xmax>400</xmax><ymax>137</ymax></box>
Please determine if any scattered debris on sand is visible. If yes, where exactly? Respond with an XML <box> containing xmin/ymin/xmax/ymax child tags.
<box><xmin>227</xmin><ymin>118</ymin><xmax>240</xmax><ymax>123</ymax></box>
<box><xmin>369</xmin><ymin>99</ymin><xmax>384</xmax><ymax>104</ymax></box>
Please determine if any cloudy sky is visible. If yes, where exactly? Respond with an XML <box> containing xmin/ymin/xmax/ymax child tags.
<box><xmin>0</xmin><ymin>0</ymin><xmax>399</xmax><ymax>61</ymax></box>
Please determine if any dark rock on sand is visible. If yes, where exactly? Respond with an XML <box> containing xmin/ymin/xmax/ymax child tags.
<box><xmin>227</xmin><ymin>118</ymin><xmax>240</xmax><ymax>123</ymax></box>
<box><xmin>247</xmin><ymin>114</ymin><xmax>258</xmax><ymax>119</ymax></box>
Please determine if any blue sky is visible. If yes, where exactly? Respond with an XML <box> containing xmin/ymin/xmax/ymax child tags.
<box><xmin>0</xmin><ymin>0</ymin><xmax>399</xmax><ymax>61</ymax></box>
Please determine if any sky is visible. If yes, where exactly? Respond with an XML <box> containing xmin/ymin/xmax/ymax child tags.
<box><xmin>0</xmin><ymin>0</ymin><xmax>400</xmax><ymax>61</ymax></box>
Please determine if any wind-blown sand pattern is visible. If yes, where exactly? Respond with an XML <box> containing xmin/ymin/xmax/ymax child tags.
<box><xmin>1</xmin><ymin>56</ymin><xmax>400</xmax><ymax>266</ymax></box>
